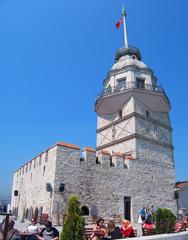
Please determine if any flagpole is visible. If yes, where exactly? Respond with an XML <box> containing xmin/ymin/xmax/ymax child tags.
<box><xmin>122</xmin><ymin>4</ymin><xmax>128</xmax><ymax>48</ymax></box>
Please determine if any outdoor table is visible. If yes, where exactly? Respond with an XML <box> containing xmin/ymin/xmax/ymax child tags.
<box><xmin>19</xmin><ymin>231</ymin><xmax>38</xmax><ymax>240</ymax></box>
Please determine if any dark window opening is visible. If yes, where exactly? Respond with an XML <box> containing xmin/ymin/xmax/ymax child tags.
<box><xmin>117</xmin><ymin>78</ymin><xmax>126</xmax><ymax>86</ymax></box>
<box><xmin>146</xmin><ymin>110</ymin><xmax>149</xmax><ymax>118</ymax></box>
<box><xmin>34</xmin><ymin>207</ymin><xmax>38</xmax><ymax>219</ymax></box>
<box><xmin>136</xmin><ymin>78</ymin><xmax>145</xmax><ymax>89</ymax></box>
<box><xmin>43</xmin><ymin>166</ymin><xmax>46</xmax><ymax>176</ymax></box>
<box><xmin>124</xmin><ymin>163</ymin><xmax>128</xmax><ymax>169</ymax></box>
<box><xmin>96</xmin><ymin>157</ymin><xmax>101</xmax><ymax>164</ymax></box>
<box><xmin>45</xmin><ymin>152</ymin><xmax>48</xmax><ymax>162</ymax></box>
<box><xmin>118</xmin><ymin>109</ymin><xmax>122</xmax><ymax>119</ymax></box>
<box><xmin>25</xmin><ymin>208</ymin><xmax>29</xmax><ymax>219</ymax></box>
<box><xmin>110</xmin><ymin>156</ymin><xmax>115</xmax><ymax>167</ymax></box>
<box><xmin>124</xmin><ymin>197</ymin><xmax>131</xmax><ymax>221</ymax></box>
<box><xmin>81</xmin><ymin>206</ymin><xmax>89</xmax><ymax>216</ymax></box>
<box><xmin>14</xmin><ymin>190</ymin><xmax>18</xmax><ymax>196</ymax></box>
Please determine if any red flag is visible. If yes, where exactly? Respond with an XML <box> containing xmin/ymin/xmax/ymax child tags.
<box><xmin>116</xmin><ymin>17</ymin><xmax>123</xmax><ymax>29</ymax></box>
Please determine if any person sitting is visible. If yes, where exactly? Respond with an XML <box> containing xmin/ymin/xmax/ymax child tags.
<box><xmin>0</xmin><ymin>218</ymin><xmax>20</xmax><ymax>240</ymax></box>
<box><xmin>175</xmin><ymin>217</ymin><xmax>187</xmax><ymax>232</ymax></box>
<box><xmin>142</xmin><ymin>219</ymin><xmax>155</xmax><ymax>236</ymax></box>
<box><xmin>91</xmin><ymin>218</ymin><xmax>106</xmax><ymax>240</ymax></box>
<box><xmin>103</xmin><ymin>220</ymin><xmax>122</xmax><ymax>240</ymax></box>
<box><xmin>38</xmin><ymin>221</ymin><xmax>59</xmax><ymax>240</ymax></box>
<box><xmin>183</xmin><ymin>216</ymin><xmax>188</xmax><ymax>230</ymax></box>
<box><xmin>27</xmin><ymin>218</ymin><xmax>40</xmax><ymax>234</ymax></box>
<box><xmin>120</xmin><ymin>219</ymin><xmax>134</xmax><ymax>238</ymax></box>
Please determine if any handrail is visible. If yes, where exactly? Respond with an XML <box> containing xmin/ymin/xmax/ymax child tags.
<box><xmin>95</xmin><ymin>81</ymin><xmax>164</xmax><ymax>107</ymax></box>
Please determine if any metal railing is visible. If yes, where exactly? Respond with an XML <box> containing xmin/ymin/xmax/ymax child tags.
<box><xmin>95</xmin><ymin>81</ymin><xmax>164</xmax><ymax>107</ymax></box>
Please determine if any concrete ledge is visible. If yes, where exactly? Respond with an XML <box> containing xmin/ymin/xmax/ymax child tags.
<box><xmin>125</xmin><ymin>231</ymin><xmax>188</xmax><ymax>240</ymax></box>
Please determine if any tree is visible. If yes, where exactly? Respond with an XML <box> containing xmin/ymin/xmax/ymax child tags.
<box><xmin>154</xmin><ymin>208</ymin><xmax>176</xmax><ymax>234</ymax></box>
<box><xmin>61</xmin><ymin>195</ymin><xmax>85</xmax><ymax>240</ymax></box>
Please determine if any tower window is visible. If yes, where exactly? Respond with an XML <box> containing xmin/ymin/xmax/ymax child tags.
<box><xmin>146</xmin><ymin>110</ymin><xmax>149</xmax><ymax>118</ymax></box>
<box><xmin>117</xmin><ymin>78</ymin><xmax>126</xmax><ymax>87</ymax></box>
<box><xmin>34</xmin><ymin>159</ymin><xmax>36</xmax><ymax>168</ymax></box>
<box><xmin>39</xmin><ymin>156</ymin><xmax>42</xmax><ymax>165</ymax></box>
<box><xmin>136</xmin><ymin>78</ymin><xmax>145</xmax><ymax>89</ymax></box>
<box><xmin>118</xmin><ymin>110</ymin><xmax>122</xmax><ymax>119</ymax></box>
<box><xmin>45</xmin><ymin>151</ymin><xmax>48</xmax><ymax>162</ymax></box>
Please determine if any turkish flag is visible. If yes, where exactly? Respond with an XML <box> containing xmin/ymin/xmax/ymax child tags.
<box><xmin>116</xmin><ymin>18</ymin><xmax>123</xmax><ymax>29</ymax></box>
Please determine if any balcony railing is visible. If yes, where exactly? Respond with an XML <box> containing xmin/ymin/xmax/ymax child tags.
<box><xmin>95</xmin><ymin>81</ymin><xmax>164</xmax><ymax>107</ymax></box>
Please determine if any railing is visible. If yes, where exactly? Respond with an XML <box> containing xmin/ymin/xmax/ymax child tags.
<box><xmin>95</xmin><ymin>81</ymin><xmax>164</xmax><ymax>107</ymax></box>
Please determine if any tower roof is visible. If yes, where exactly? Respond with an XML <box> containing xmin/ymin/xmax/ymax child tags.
<box><xmin>112</xmin><ymin>46</ymin><xmax>147</xmax><ymax>71</ymax></box>
<box><xmin>115</xmin><ymin>46</ymin><xmax>141</xmax><ymax>62</ymax></box>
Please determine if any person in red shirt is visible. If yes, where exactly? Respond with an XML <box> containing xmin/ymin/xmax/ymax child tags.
<box><xmin>142</xmin><ymin>219</ymin><xmax>155</xmax><ymax>230</ymax></box>
<box><xmin>120</xmin><ymin>219</ymin><xmax>134</xmax><ymax>238</ymax></box>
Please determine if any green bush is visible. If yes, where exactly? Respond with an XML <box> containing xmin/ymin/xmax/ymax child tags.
<box><xmin>153</xmin><ymin>208</ymin><xmax>176</xmax><ymax>234</ymax></box>
<box><xmin>61</xmin><ymin>195</ymin><xmax>85</xmax><ymax>240</ymax></box>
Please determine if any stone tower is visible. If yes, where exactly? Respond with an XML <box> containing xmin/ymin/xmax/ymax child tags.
<box><xmin>11</xmin><ymin>7</ymin><xmax>177</xmax><ymax>224</ymax></box>
<box><xmin>95</xmin><ymin>46</ymin><xmax>177</xmax><ymax>217</ymax></box>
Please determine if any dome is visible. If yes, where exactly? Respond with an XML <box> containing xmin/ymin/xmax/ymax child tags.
<box><xmin>111</xmin><ymin>46</ymin><xmax>148</xmax><ymax>70</ymax></box>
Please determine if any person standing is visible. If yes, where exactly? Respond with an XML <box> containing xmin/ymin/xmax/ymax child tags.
<box><xmin>140</xmin><ymin>207</ymin><xmax>146</xmax><ymax>222</ymax></box>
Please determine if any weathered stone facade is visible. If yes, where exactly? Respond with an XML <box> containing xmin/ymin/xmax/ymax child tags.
<box><xmin>11</xmin><ymin>46</ymin><xmax>177</xmax><ymax>225</ymax></box>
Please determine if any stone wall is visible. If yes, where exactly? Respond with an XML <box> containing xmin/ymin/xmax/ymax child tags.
<box><xmin>11</xmin><ymin>146</ymin><xmax>58</xmax><ymax>220</ymax></box>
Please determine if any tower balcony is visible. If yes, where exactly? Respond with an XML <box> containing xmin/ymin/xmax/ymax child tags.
<box><xmin>95</xmin><ymin>81</ymin><xmax>170</xmax><ymax>114</ymax></box>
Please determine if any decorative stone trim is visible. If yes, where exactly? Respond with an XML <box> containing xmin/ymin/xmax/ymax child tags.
<box><xmin>103</xmin><ymin>65</ymin><xmax>154</xmax><ymax>86</ymax></box>
<box><xmin>96</xmin><ymin>133</ymin><xmax>174</xmax><ymax>150</ymax></box>
<box><xmin>98</xmin><ymin>149</ymin><xmax>110</xmax><ymax>155</ymax></box>
<box><xmin>96</xmin><ymin>112</ymin><xmax>172</xmax><ymax>133</ymax></box>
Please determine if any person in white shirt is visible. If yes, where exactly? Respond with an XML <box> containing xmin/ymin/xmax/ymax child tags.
<box><xmin>27</xmin><ymin>218</ymin><xmax>40</xmax><ymax>234</ymax></box>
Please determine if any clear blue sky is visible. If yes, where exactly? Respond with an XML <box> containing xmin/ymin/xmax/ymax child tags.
<box><xmin>0</xmin><ymin>0</ymin><xmax>188</xmax><ymax>198</ymax></box>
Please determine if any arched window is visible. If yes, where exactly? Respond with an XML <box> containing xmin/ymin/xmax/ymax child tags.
<box><xmin>25</xmin><ymin>208</ymin><xmax>29</xmax><ymax>219</ymax></box>
<box><xmin>34</xmin><ymin>207</ymin><xmax>38</xmax><ymax>219</ymax></box>
<box><xmin>38</xmin><ymin>206</ymin><xmax>43</xmax><ymax>217</ymax></box>
<box><xmin>81</xmin><ymin>206</ymin><xmax>89</xmax><ymax>216</ymax></box>
<box><xmin>28</xmin><ymin>207</ymin><xmax>33</xmax><ymax>220</ymax></box>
